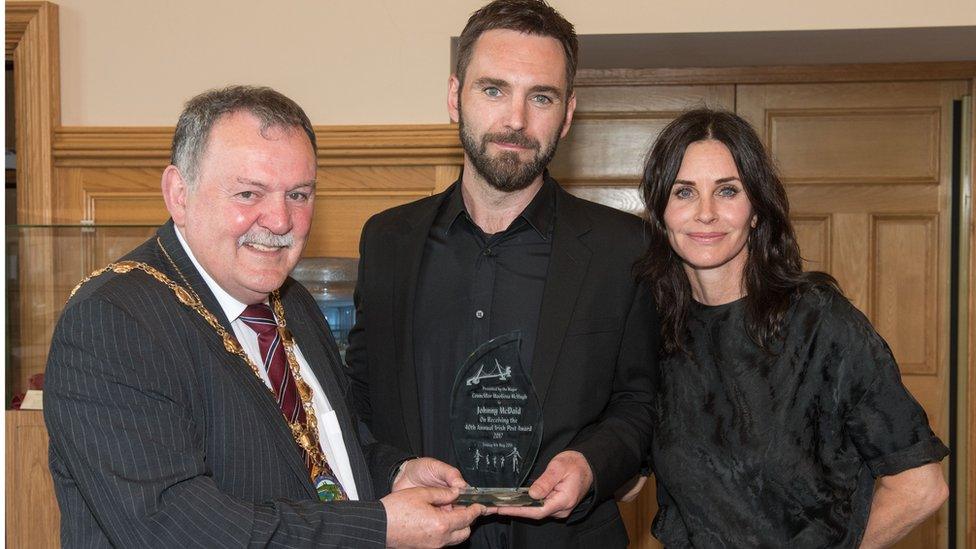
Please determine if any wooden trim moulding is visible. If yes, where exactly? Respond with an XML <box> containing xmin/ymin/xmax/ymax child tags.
<box><xmin>53</xmin><ymin>124</ymin><xmax>464</xmax><ymax>168</ymax></box>
<box><xmin>5</xmin><ymin>2</ymin><xmax>36</xmax><ymax>56</ymax></box>
<box><xmin>576</xmin><ymin>61</ymin><xmax>976</xmax><ymax>87</ymax></box>
<box><xmin>7</xmin><ymin>1</ymin><xmax>61</xmax><ymax>224</ymax></box>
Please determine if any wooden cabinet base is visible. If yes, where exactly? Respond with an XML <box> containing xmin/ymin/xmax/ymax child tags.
<box><xmin>6</xmin><ymin>410</ymin><xmax>60</xmax><ymax>548</ymax></box>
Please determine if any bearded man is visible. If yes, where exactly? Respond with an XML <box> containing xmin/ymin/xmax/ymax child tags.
<box><xmin>345</xmin><ymin>1</ymin><xmax>658</xmax><ymax>547</ymax></box>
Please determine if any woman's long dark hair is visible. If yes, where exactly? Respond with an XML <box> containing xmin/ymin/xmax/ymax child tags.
<box><xmin>635</xmin><ymin>109</ymin><xmax>837</xmax><ymax>353</ymax></box>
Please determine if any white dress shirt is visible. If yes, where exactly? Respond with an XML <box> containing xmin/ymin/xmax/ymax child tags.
<box><xmin>174</xmin><ymin>228</ymin><xmax>359</xmax><ymax>500</ymax></box>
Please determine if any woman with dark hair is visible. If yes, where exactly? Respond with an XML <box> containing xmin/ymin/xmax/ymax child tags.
<box><xmin>637</xmin><ymin>108</ymin><xmax>948</xmax><ymax>547</ymax></box>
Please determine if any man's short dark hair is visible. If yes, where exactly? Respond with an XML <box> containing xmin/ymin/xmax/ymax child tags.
<box><xmin>171</xmin><ymin>85</ymin><xmax>317</xmax><ymax>186</ymax></box>
<box><xmin>455</xmin><ymin>0</ymin><xmax>578</xmax><ymax>92</ymax></box>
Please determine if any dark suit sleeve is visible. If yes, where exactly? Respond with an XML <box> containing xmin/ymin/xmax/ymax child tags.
<box><xmin>44</xmin><ymin>297</ymin><xmax>388</xmax><ymax>548</ymax></box>
<box><xmin>345</xmin><ymin>217</ymin><xmax>374</xmax><ymax>425</ymax></box>
<box><xmin>566</xmin><ymin>280</ymin><xmax>658</xmax><ymax>507</ymax></box>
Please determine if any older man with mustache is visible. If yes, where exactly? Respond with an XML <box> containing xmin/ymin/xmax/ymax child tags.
<box><xmin>44</xmin><ymin>85</ymin><xmax>486</xmax><ymax>548</ymax></box>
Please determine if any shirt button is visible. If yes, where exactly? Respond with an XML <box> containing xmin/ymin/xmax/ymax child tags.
<box><xmin>475</xmin><ymin>310</ymin><xmax>485</xmax><ymax>319</ymax></box>
<box><xmin>483</xmin><ymin>248</ymin><xmax>493</xmax><ymax>256</ymax></box>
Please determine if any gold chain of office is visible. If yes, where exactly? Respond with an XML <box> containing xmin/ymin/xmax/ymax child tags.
<box><xmin>68</xmin><ymin>258</ymin><xmax>333</xmax><ymax>485</ymax></box>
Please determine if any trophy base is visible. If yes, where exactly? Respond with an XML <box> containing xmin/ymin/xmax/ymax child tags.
<box><xmin>456</xmin><ymin>487</ymin><xmax>544</xmax><ymax>507</ymax></box>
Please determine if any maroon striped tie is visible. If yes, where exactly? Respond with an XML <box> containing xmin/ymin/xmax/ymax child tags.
<box><xmin>239</xmin><ymin>304</ymin><xmax>304</xmax><ymax>424</ymax></box>
<box><xmin>238</xmin><ymin>304</ymin><xmax>348</xmax><ymax>500</ymax></box>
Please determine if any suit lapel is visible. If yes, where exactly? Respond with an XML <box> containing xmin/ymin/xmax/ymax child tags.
<box><xmin>155</xmin><ymin>222</ymin><xmax>317</xmax><ymax>498</ymax></box>
<box><xmin>529</xmin><ymin>190</ymin><xmax>592</xmax><ymax>406</ymax></box>
<box><xmin>284</xmin><ymin>293</ymin><xmax>375</xmax><ymax>499</ymax></box>
<box><xmin>392</xmin><ymin>192</ymin><xmax>446</xmax><ymax>454</ymax></box>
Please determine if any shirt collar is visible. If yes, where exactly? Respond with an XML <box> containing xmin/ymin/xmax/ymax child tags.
<box><xmin>441</xmin><ymin>182</ymin><xmax>467</xmax><ymax>233</ymax></box>
<box><xmin>441</xmin><ymin>170</ymin><xmax>556</xmax><ymax>240</ymax></box>
<box><xmin>519</xmin><ymin>171</ymin><xmax>556</xmax><ymax>240</ymax></box>
<box><xmin>173</xmin><ymin>226</ymin><xmax>254</xmax><ymax>323</ymax></box>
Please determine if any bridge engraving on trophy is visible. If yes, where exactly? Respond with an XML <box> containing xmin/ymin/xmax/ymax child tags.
<box><xmin>465</xmin><ymin>359</ymin><xmax>512</xmax><ymax>386</ymax></box>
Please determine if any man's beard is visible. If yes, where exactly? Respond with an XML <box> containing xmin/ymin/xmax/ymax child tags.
<box><xmin>458</xmin><ymin>108</ymin><xmax>564</xmax><ymax>193</ymax></box>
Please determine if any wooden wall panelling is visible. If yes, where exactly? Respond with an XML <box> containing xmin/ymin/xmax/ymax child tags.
<box><xmin>564</xmin><ymin>186</ymin><xmax>644</xmax><ymax>216</ymax></box>
<box><xmin>306</xmin><ymin>190</ymin><xmax>430</xmax><ymax>258</ymax></box>
<box><xmin>34</xmin><ymin>125</ymin><xmax>466</xmax><ymax>382</ymax></box>
<box><xmin>551</xmin><ymin>84</ymin><xmax>734</xmax><ymax>185</ymax></box>
<box><xmin>52</xmin><ymin>168</ymin><xmax>85</xmax><ymax>223</ymax></box>
<box><xmin>77</xmin><ymin>167</ymin><xmax>172</xmax><ymax>224</ymax></box>
<box><xmin>434</xmin><ymin>165</ymin><xmax>462</xmax><ymax>193</ymax></box>
<box><xmin>52</xmin><ymin>126</ymin><xmax>465</xmax><ymax>256</ymax></box>
<box><xmin>88</xmin><ymin>227</ymin><xmax>159</xmax><ymax>271</ymax></box>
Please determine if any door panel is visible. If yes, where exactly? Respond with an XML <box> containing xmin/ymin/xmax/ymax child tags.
<box><xmin>768</xmin><ymin>108</ymin><xmax>940</xmax><ymax>183</ymax></box>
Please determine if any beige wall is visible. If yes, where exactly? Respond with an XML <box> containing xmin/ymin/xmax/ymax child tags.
<box><xmin>57</xmin><ymin>0</ymin><xmax>976</xmax><ymax>126</ymax></box>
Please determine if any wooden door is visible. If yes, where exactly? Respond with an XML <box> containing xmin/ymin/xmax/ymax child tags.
<box><xmin>737</xmin><ymin>80</ymin><xmax>967</xmax><ymax>549</ymax></box>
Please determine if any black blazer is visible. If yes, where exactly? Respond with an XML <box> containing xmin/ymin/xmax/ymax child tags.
<box><xmin>45</xmin><ymin>221</ymin><xmax>408</xmax><ymax>548</ymax></box>
<box><xmin>346</xmin><ymin>181</ymin><xmax>659</xmax><ymax>547</ymax></box>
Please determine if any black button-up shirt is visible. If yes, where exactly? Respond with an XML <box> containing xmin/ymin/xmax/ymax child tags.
<box><xmin>413</xmin><ymin>176</ymin><xmax>555</xmax><ymax>466</ymax></box>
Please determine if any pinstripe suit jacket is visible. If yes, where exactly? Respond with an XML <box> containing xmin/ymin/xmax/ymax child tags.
<box><xmin>44</xmin><ymin>221</ymin><xmax>407</xmax><ymax>548</ymax></box>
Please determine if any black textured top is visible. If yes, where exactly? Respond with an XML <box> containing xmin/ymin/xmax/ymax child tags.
<box><xmin>651</xmin><ymin>286</ymin><xmax>948</xmax><ymax>548</ymax></box>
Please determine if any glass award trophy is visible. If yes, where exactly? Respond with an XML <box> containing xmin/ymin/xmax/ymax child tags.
<box><xmin>450</xmin><ymin>332</ymin><xmax>544</xmax><ymax>506</ymax></box>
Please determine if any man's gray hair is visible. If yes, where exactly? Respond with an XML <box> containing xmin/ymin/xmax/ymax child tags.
<box><xmin>171</xmin><ymin>85</ymin><xmax>317</xmax><ymax>186</ymax></box>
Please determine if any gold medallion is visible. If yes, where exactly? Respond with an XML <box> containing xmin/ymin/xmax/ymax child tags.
<box><xmin>112</xmin><ymin>260</ymin><xmax>139</xmax><ymax>273</ymax></box>
<box><xmin>174</xmin><ymin>286</ymin><xmax>199</xmax><ymax>307</ymax></box>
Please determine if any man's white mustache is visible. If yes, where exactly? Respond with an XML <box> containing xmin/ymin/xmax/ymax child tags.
<box><xmin>237</xmin><ymin>231</ymin><xmax>294</xmax><ymax>248</ymax></box>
